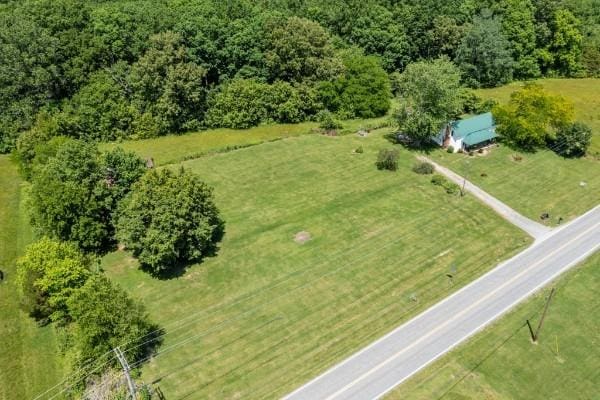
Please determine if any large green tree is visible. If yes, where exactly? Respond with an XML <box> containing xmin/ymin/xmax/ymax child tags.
<box><xmin>205</xmin><ymin>79</ymin><xmax>322</xmax><ymax>129</ymax></box>
<box><xmin>494</xmin><ymin>83</ymin><xmax>574</xmax><ymax>149</ymax></box>
<box><xmin>319</xmin><ymin>49</ymin><xmax>391</xmax><ymax>119</ymax></box>
<box><xmin>56</xmin><ymin>69</ymin><xmax>136</xmax><ymax>141</ymax></box>
<box><xmin>16</xmin><ymin>237</ymin><xmax>90</xmax><ymax>324</ymax></box>
<box><xmin>456</xmin><ymin>11</ymin><xmax>514</xmax><ymax>87</ymax></box>
<box><xmin>130</xmin><ymin>31</ymin><xmax>208</xmax><ymax>136</ymax></box>
<box><xmin>116</xmin><ymin>168</ymin><xmax>225</xmax><ymax>275</ymax></box>
<box><xmin>28</xmin><ymin>140</ymin><xmax>146</xmax><ymax>253</ymax></box>
<box><xmin>263</xmin><ymin>16</ymin><xmax>343</xmax><ymax>83</ymax></box>
<box><xmin>395</xmin><ymin>59</ymin><xmax>463</xmax><ymax>144</ymax></box>
<box><xmin>67</xmin><ymin>274</ymin><xmax>157</xmax><ymax>370</ymax></box>
<box><xmin>494</xmin><ymin>0</ymin><xmax>540</xmax><ymax>78</ymax></box>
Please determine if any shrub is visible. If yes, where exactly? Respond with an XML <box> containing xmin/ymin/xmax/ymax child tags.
<box><xmin>431</xmin><ymin>174</ymin><xmax>447</xmax><ymax>186</ymax></box>
<box><xmin>355</xmin><ymin>146</ymin><xmax>364</xmax><ymax>154</ymax></box>
<box><xmin>445</xmin><ymin>182</ymin><xmax>460</xmax><ymax>195</ymax></box>
<box><xmin>412</xmin><ymin>161</ymin><xmax>435</xmax><ymax>174</ymax></box>
<box><xmin>376</xmin><ymin>149</ymin><xmax>399</xmax><ymax>171</ymax></box>
<box><xmin>318</xmin><ymin>110</ymin><xmax>342</xmax><ymax>130</ymax></box>
<box><xmin>447</xmin><ymin>146</ymin><xmax>455</xmax><ymax>153</ymax></box>
<box><xmin>553</xmin><ymin>122</ymin><xmax>592</xmax><ymax>157</ymax></box>
<box><xmin>116</xmin><ymin>168</ymin><xmax>225</xmax><ymax>274</ymax></box>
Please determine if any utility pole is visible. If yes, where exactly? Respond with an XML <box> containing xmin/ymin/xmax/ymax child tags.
<box><xmin>114</xmin><ymin>347</ymin><xmax>136</xmax><ymax>399</ymax></box>
<box><xmin>527</xmin><ymin>287</ymin><xmax>556</xmax><ymax>342</ymax></box>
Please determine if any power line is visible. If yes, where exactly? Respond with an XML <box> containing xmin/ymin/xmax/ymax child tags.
<box><xmin>35</xmin><ymin>132</ymin><xmax>592</xmax><ymax>396</ymax></box>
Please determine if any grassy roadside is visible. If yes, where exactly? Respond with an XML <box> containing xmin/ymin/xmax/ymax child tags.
<box><xmin>103</xmin><ymin>130</ymin><xmax>529</xmax><ymax>399</ymax></box>
<box><xmin>387</xmin><ymin>252</ymin><xmax>600</xmax><ymax>400</ymax></box>
<box><xmin>429</xmin><ymin>145</ymin><xmax>600</xmax><ymax>225</ymax></box>
<box><xmin>0</xmin><ymin>156</ymin><xmax>64</xmax><ymax>400</ymax></box>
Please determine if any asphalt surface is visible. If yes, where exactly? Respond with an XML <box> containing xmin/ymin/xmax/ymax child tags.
<box><xmin>284</xmin><ymin>205</ymin><xmax>600</xmax><ymax>400</ymax></box>
<box><xmin>418</xmin><ymin>156</ymin><xmax>552</xmax><ymax>240</ymax></box>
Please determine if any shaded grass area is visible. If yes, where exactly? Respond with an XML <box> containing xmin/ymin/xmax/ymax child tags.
<box><xmin>429</xmin><ymin>145</ymin><xmax>600</xmax><ymax>226</ymax></box>
<box><xmin>387</xmin><ymin>252</ymin><xmax>600</xmax><ymax>400</ymax></box>
<box><xmin>100</xmin><ymin>116</ymin><xmax>391</xmax><ymax>167</ymax></box>
<box><xmin>0</xmin><ymin>156</ymin><xmax>64</xmax><ymax>400</ymax></box>
<box><xmin>103</xmin><ymin>130</ymin><xmax>529</xmax><ymax>399</ymax></box>
<box><xmin>477</xmin><ymin>78</ymin><xmax>600</xmax><ymax>153</ymax></box>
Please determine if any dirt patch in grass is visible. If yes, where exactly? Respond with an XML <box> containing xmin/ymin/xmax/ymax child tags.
<box><xmin>294</xmin><ymin>231</ymin><xmax>312</xmax><ymax>244</ymax></box>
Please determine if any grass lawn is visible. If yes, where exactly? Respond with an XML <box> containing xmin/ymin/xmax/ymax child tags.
<box><xmin>428</xmin><ymin>145</ymin><xmax>600</xmax><ymax>226</ymax></box>
<box><xmin>102</xmin><ymin>129</ymin><xmax>530</xmax><ymax>399</ymax></box>
<box><xmin>100</xmin><ymin>116</ymin><xmax>391</xmax><ymax>167</ymax></box>
<box><xmin>387</xmin><ymin>252</ymin><xmax>600</xmax><ymax>400</ymax></box>
<box><xmin>476</xmin><ymin>78</ymin><xmax>600</xmax><ymax>153</ymax></box>
<box><xmin>0</xmin><ymin>156</ymin><xmax>64</xmax><ymax>400</ymax></box>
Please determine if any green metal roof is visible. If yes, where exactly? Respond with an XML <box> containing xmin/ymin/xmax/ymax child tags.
<box><xmin>450</xmin><ymin>112</ymin><xmax>497</xmax><ymax>146</ymax></box>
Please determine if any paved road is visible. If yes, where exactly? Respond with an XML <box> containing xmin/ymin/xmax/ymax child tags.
<box><xmin>284</xmin><ymin>206</ymin><xmax>600</xmax><ymax>400</ymax></box>
<box><xmin>418</xmin><ymin>156</ymin><xmax>552</xmax><ymax>240</ymax></box>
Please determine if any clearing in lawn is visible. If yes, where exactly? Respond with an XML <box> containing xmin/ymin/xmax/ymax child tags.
<box><xmin>0</xmin><ymin>156</ymin><xmax>65</xmax><ymax>400</ymax></box>
<box><xmin>102</xmin><ymin>129</ymin><xmax>530</xmax><ymax>399</ymax></box>
<box><xmin>386</xmin><ymin>252</ymin><xmax>600</xmax><ymax>400</ymax></box>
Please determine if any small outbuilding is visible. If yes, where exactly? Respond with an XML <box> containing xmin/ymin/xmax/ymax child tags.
<box><xmin>434</xmin><ymin>112</ymin><xmax>497</xmax><ymax>153</ymax></box>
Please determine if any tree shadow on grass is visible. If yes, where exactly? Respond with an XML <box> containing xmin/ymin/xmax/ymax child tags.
<box><xmin>383</xmin><ymin>132</ymin><xmax>439</xmax><ymax>155</ymax></box>
<box><xmin>142</xmin><ymin>226</ymin><xmax>226</xmax><ymax>280</ymax></box>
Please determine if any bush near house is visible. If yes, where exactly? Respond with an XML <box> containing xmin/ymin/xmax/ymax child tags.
<box><xmin>412</xmin><ymin>161</ymin><xmax>435</xmax><ymax>174</ymax></box>
<box><xmin>376</xmin><ymin>148</ymin><xmax>399</xmax><ymax>171</ymax></box>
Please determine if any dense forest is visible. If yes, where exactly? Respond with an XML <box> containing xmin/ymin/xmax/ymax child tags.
<box><xmin>1</xmin><ymin>0</ymin><xmax>599</xmax><ymax>152</ymax></box>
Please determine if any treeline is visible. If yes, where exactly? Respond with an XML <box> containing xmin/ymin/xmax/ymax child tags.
<box><xmin>16</xmin><ymin>137</ymin><xmax>225</xmax><ymax>388</ymax></box>
<box><xmin>1</xmin><ymin>0</ymin><xmax>599</xmax><ymax>152</ymax></box>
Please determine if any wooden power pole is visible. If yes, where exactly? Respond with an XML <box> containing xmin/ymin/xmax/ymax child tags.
<box><xmin>527</xmin><ymin>287</ymin><xmax>556</xmax><ymax>342</ymax></box>
<box><xmin>114</xmin><ymin>347</ymin><xmax>136</xmax><ymax>399</ymax></box>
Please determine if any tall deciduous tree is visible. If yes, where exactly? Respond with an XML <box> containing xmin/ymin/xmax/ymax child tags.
<box><xmin>16</xmin><ymin>237</ymin><xmax>90</xmax><ymax>324</ymax></box>
<box><xmin>28</xmin><ymin>140</ymin><xmax>145</xmax><ymax>253</ymax></box>
<box><xmin>494</xmin><ymin>83</ymin><xmax>574</xmax><ymax>149</ymax></box>
<box><xmin>456</xmin><ymin>11</ymin><xmax>514</xmax><ymax>87</ymax></box>
<box><xmin>130</xmin><ymin>31</ymin><xmax>208</xmax><ymax>135</ymax></box>
<box><xmin>548</xmin><ymin>9</ymin><xmax>584</xmax><ymax>76</ymax></box>
<box><xmin>320</xmin><ymin>50</ymin><xmax>391</xmax><ymax>119</ymax></box>
<box><xmin>495</xmin><ymin>0</ymin><xmax>539</xmax><ymax>78</ymax></box>
<box><xmin>116</xmin><ymin>168</ymin><xmax>225</xmax><ymax>275</ymax></box>
<box><xmin>396</xmin><ymin>59</ymin><xmax>463</xmax><ymax>144</ymax></box>
<box><xmin>67</xmin><ymin>274</ymin><xmax>157</xmax><ymax>370</ymax></box>
<box><xmin>263</xmin><ymin>16</ymin><xmax>343</xmax><ymax>83</ymax></box>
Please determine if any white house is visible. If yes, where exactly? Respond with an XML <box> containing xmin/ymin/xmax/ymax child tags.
<box><xmin>433</xmin><ymin>112</ymin><xmax>497</xmax><ymax>152</ymax></box>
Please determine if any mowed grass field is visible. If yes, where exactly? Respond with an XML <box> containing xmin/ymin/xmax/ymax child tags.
<box><xmin>430</xmin><ymin>78</ymin><xmax>600</xmax><ymax>225</ymax></box>
<box><xmin>387</xmin><ymin>252</ymin><xmax>600</xmax><ymax>400</ymax></box>
<box><xmin>101</xmin><ymin>115</ymin><xmax>391</xmax><ymax>166</ymax></box>
<box><xmin>430</xmin><ymin>146</ymin><xmax>600</xmax><ymax>225</ymax></box>
<box><xmin>102</xmin><ymin>129</ymin><xmax>530</xmax><ymax>399</ymax></box>
<box><xmin>0</xmin><ymin>156</ymin><xmax>64</xmax><ymax>400</ymax></box>
<box><xmin>477</xmin><ymin>78</ymin><xmax>600</xmax><ymax>153</ymax></box>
